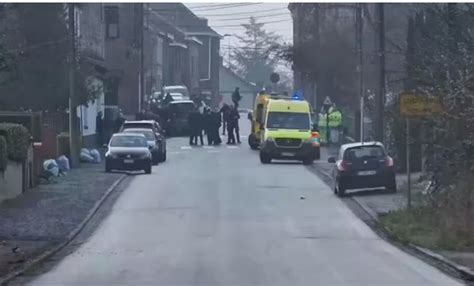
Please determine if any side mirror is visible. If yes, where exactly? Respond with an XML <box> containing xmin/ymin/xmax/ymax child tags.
<box><xmin>328</xmin><ymin>157</ymin><xmax>336</xmax><ymax>163</ymax></box>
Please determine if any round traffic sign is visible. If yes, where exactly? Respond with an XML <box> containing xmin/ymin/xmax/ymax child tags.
<box><xmin>270</xmin><ymin>73</ymin><xmax>280</xmax><ymax>84</ymax></box>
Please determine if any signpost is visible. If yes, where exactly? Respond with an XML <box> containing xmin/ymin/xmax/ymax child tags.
<box><xmin>270</xmin><ymin>73</ymin><xmax>280</xmax><ymax>93</ymax></box>
<box><xmin>399</xmin><ymin>92</ymin><xmax>442</xmax><ymax>209</ymax></box>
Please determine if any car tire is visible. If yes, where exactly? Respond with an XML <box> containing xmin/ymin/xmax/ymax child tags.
<box><xmin>248</xmin><ymin>134</ymin><xmax>259</xmax><ymax>150</ymax></box>
<box><xmin>144</xmin><ymin>162</ymin><xmax>152</xmax><ymax>174</ymax></box>
<box><xmin>386</xmin><ymin>178</ymin><xmax>397</xmax><ymax>193</ymax></box>
<box><xmin>152</xmin><ymin>157</ymin><xmax>159</xmax><ymax>165</ymax></box>
<box><xmin>105</xmin><ymin>161</ymin><xmax>111</xmax><ymax>173</ymax></box>
<box><xmin>314</xmin><ymin>148</ymin><xmax>321</xmax><ymax>160</ymax></box>
<box><xmin>302</xmin><ymin>158</ymin><xmax>313</xmax><ymax>165</ymax></box>
<box><xmin>161</xmin><ymin>151</ymin><xmax>167</xmax><ymax>162</ymax></box>
<box><xmin>337</xmin><ymin>182</ymin><xmax>346</xmax><ymax>197</ymax></box>
<box><xmin>260</xmin><ymin>152</ymin><xmax>271</xmax><ymax>164</ymax></box>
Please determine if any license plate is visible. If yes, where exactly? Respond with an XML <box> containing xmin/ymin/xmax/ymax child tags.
<box><xmin>358</xmin><ymin>170</ymin><xmax>376</xmax><ymax>176</ymax></box>
<box><xmin>281</xmin><ymin>152</ymin><xmax>295</xmax><ymax>157</ymax></box>
<box><xmin>123</xmin><ymin>159</ymin><xmax>134</xmax><ymax>164</ymax></box>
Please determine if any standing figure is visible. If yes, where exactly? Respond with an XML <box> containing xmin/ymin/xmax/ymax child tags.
<box><xmin>220</xmin><ymin>103</ymin><xmax>230</xmax><ymax>135</ymax></box>
<box><xmin>232</xmin><ymin>87</ymin><xmax>241</xmax><ymax>109</ymax></box>
<box><xmin>211</xmin><ymin>107</ymin><xmax>222</xmax><ymax>145</ymax></box>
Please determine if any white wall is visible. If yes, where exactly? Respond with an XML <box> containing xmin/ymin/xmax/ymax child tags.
<box><xmin>77</xmin><ymin>77</ymin><xmax>105</xmax><ymax>137</ymax></box>
<box><xmin>0</xmin><ymin>161</ymin><xmax>23</xmax><ymax>203</ymax></box>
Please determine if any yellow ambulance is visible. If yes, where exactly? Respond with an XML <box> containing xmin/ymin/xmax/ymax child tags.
<box><xmin>259</xmin><ymin>96</ymin><xmax>320</xmax><ymax>165</ymax></box>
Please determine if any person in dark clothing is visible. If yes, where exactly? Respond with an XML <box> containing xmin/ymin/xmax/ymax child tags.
<box><xmin>163</xmin><ymin>92</ymin><xmax>174</xmax><ymax>105</ymax></box>
<box><xmin>114</xmin><ymin>111</ymin><xmax>125</xmax><ymax>133</ymax></box>
<box><xmin>220</xmin><ymin>103</ymin><xmax>230</xmax><ymax>135</ymax></box>
<box><xmin>211</xmin><ymin>107</ymin><xmax>222</xmax><ymax>145</ymax></box>
<box><xmin>227</xmin><ymin>105</ymin><xmax>240</xmax><ymax>144</ymax></box>
<box><xmin>188</xmin><ymin>108</ymin><xmax>199</xmax><ymax>145</ymax></box>
<box><xmin>203</xmin><ymin>107</ymin><xmax>214</xmax><ymax>145</ymax></box>
<box><xmin>232</xmin><ymin>87</ymin><xmax>241</xmax><ymax>109</ymax></box>
<box><xmin>96</xmin><ymin>111</ymin><xmax>103</xmax><ymax>146</ymax></box>
<box><xmin>195</xmin><ymin>111</ymin><xmax>204</xmax><ymax>145</ymax></box>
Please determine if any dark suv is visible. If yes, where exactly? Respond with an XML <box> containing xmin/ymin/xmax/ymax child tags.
<box><xmin>328</xmin><ymin>142</ymin><xmax>396</xmax><ymax>197</ymax></box>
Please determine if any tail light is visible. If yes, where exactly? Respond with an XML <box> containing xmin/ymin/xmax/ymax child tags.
<box><xmin>385</xmin><ymin>156</ymin><xmax>394</xmax><ymax>167</ymax></box>
<box><xmin>337</xmin><ymin>160</ymin><xmax>350</xmax><ymax>171</ymax></box>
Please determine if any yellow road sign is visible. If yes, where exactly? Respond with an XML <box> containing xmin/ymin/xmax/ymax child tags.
<box><xmin>400</xmin><ymin>92</ymin><xmax>442</xmax><ymax>117</ymax></box>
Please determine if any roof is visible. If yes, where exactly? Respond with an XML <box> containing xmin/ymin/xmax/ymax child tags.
<box><xmin>220</xmin><ymin>65</ymin><xmax>257</xmax><ymax>92</ymax></box>
<box><xmin>169</xmin><ymin>100</ymin><xmax>194</xmax><ymax>105</ymax></box>
<box><xmin>152</xmin><ymin>3</ymin><xmax>221</xmax><ymax>38</ymax></box>
<box><xmin>111</xmin><ymin>133</ymin><xmax>146</xmax><ymax>138</ymax></box>
<box><xmin>267</xmin><ymin>99</ymin><xmax>311</xmax><ymax>113</ymax></box>
<box><xmin>124</xmin><ymin>120</ymin><xmax>156</xmax><ymax>124</ymax></box>
<box><xmin>341</xmin><ymin>141</ymin><xmax>385</xmax><ymax>151</ymax></box>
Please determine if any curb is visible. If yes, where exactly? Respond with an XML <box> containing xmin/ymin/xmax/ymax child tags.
<box><xmin>351</xmin><ymin>194</ymin><xmax>474</xmax><ymax>282</ymax></box>
<box><xmin>0</xmin><ymin>174</ymin><xmax>127</xmax><ymax>286</ymax></box>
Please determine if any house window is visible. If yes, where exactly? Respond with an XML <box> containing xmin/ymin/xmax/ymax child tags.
<box><xmin>105</xmin><ymin>6</ymin><xmax>119</xmax><ymax>39</ymax></box>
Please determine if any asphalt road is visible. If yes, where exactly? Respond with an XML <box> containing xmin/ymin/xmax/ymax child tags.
<box><xmin>18</xmin><ymin>119</ymin><xmax>462</xmax><ymax>286</ymax></box>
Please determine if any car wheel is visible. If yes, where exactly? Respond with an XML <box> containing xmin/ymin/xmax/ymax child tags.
<box><xmin>152</xmin><ymin>156</ymin><xmax>159</xmax><ymax>165</ymax></box>
<box><xmin>248</xmin><ymin>134</ymin><xmax>259</xmax><ymax>150</ymax></box>
<box><xmin>144</xmin><ymin>162</ymin><xmax>152</xmax><ymax>174</ymax></box>
<box><xmin>302</xmin><ymin>158</ymin><xmax>313</xmax><ymax>165</ymax></box>
<box><xmin>259</xmin><ymin>152</ymin><xmax>271</xmax><ymax>164</ymax></box>
<box><xmin>337</xmin><ymin>182</ymin><xmax>346</xmax><ymax>197</ymax></box>
<box><xmin>161</xmin><ymin>151</ymin><xmax>167</xmax><ymax>162</ymax></box>
<box><xmin>314</xmin><ymin>148</ymin><xmax>321</xmax><ymax>160</ymax></box>
<box><xmin>386</xmin><ymin>178</ymin><xmax>397</xmax><ymax>193</ymax></box>
<box><xmin>105</xmin><ymin>160</ymin><xmax>111</xmax><ymax>173</ymax></box>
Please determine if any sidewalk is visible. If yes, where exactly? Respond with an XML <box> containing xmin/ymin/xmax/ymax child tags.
<box><xmin>312</xmin><ymin>146</ymin><xmax>474</xmax><ymax>280</ymax></box>
<box><xmin>0</xmin><ymin>162</ymin><xmax>124</xmax><ymax>279</ymax></box>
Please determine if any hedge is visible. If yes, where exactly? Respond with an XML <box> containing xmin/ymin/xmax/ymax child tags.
<box><xmin>0</xmin><ymin>123</ymin><xmax>30</xmax><ymax>162</ymax></box>
<box><xmin>0</xmin><ymin>135</ymin><xmax>6</xmax><ymax>171</ymax></box>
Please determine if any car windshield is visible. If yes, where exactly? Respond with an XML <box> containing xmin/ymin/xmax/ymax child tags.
<box><xmin>122</xmin><ymin>129</ymin><xmax>155</xmax><ymax>141</ymax></box>
<box><xmin>110</xmin><ymin>136</ymin><xmax>147</xmax><ymax>147</ymax></box>
<box><xmin>266</xmin><ymin>112</ymin><xmax>310</xmax><ymax>130</ymax></box>
<box><xmin>344</xmin><ymin>146</ymin><xmax>385</xmax><ymax>160</ymax></box>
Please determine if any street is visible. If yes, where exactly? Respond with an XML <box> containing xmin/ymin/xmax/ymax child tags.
<box><xmin>16</xmin><ymin>120</ymin><xmax>462</xmax><ymax>286</ymax></box>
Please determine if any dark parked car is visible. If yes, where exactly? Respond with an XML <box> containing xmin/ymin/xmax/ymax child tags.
<box><xmin>120</xmin><ymin>120</ymin><xmax>163</xmax><ymax>135</ymax></box>
<box><xmin>328</xmin><ymin>141</ymin><xmax>396</xmax><ymax>197</ymax></box>
<box><xmin>105</xmin><ymin>133</ymin><xmax>152</xmax><ymax>174</ymax></box>
<box><xmin>120</xmin><ymin>120</ymin><xmax>167</xmax><ymax>162</ymax></box>
<box><xmin>122</xmin><ymin>128</ymin><xmax>166</xmax><ymax>164</ymax></box>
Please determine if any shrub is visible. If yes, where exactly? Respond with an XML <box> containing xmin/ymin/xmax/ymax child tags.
<box><xmin>0</xmin><ymin>135</ymin><xmax>6</xmax><ymax>171</ymax></box>
<box><xmin>0</xmin><ymin>123</ymin><xmax>30</xmax><ymax>162</ymax></box>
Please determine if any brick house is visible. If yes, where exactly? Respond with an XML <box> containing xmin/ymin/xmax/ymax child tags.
<box><xmin>152</xmin><ymin>3</ymin><xmax>221</xmax><ymax>106</ymax></box>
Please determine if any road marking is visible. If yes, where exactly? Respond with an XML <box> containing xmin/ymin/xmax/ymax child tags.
<box><xmin>226</xmin><ymin>145</ymin><xmax>239</xmax><ymax>149</ymax></box>
<box><xmin>168</xmin><ymin>151</ymin><xmax>182</xmax><ymax>154</ymax></box>
<box><xmin>180</xmin><ymin>146</ymin><xmax>192</xmax><ymax>150</ymax></box>
<box><xmin>203</xmin><ymin>146</ymin><xmax>215</xmax><ymax>149</ymax></box>
<box><xmin>207</xmin><ymin>150</ymin><xmax>220</xmax><ymax>153</ymax></box>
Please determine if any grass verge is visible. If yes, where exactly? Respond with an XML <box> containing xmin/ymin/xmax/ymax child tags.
<box><xmin>380</xmin><ymin>206</ymin><xmax>474</xmax><ymax>252</ymax></box>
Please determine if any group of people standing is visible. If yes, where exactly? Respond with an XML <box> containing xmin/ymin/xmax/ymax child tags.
<box><xmin>188</xmin><ymin>103</ymin><xmax>241</xmax><ymax>146</ymax></box>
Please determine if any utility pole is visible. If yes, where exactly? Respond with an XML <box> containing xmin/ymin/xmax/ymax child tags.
<box><xmin>313</xmin><ymin>4</ymin><xmax>320</xmax><ymax>110</ymax></box>
<box><xmin>68</xmin><ymin>3</ymin><xmax>79</xmax><ymax>167</ymax></box>
<box><xmin>139</xmin><ymin>3</ymin><xmax>145</xmax><ymax>113</ymax></box>
<box><xmin>376</xmin><ymin>3</ymin><xmax>386</xmax><ymax>143</ymax></box>
<box><xmin>356</xmin><ymin>3</ymin><xmax>364</xmax><ymax>142</ymax></box>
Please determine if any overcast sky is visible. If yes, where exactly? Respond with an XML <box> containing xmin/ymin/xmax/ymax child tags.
<box><xmin>185</xmin><ymin>3</ymin><xmax>293</xmax><ymax>74</ymax></box>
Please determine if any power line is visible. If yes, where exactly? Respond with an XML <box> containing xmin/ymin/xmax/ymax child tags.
<box><xmin>188</xmin><ymin>3</ymin><xmax>263</xmax><ymax>11</ymax></box>
<box><xmin>186</xmin><ymin>3</ymin><xmax>260</xmax><ymax>10</ymax></box>
<box><xmin>208</xmin><ymin>12</ymin><xmax>290</xmax><ymax>22</ymax></box>
<box><xmin>196</xmin><ymin>7</ymin><xmax>287</xmax><ymax>17</ymax></box>
<box><xmin>212</xmin><ymin>18</ymin><xmax>290</xmax><ymax>28</ymax></box>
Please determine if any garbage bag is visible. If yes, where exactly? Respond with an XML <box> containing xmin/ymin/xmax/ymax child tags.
<box><xmin>89</xmin><ymin>149</ymin><xmax>101</xmax><ymax>163</ymax></box>
<box><xmin>43</xmin><ymin>159</ymin><xmax>59</xmax><ymax>177</ymax></box>
<box><xmin>80</xmin><ymin>148</ymin><xmax>91</xmax><ymax>156</ymax></box>
<box><xmin>57</xmin><ymin>155</ymin><xmax>70</xmax><ymax>171</ymax></box>
<box><xmin>80</xmin><ymin>152</ymin><xmax>94</xmax><ymax>163</ymax></box>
